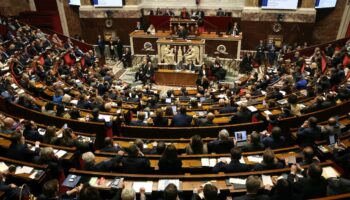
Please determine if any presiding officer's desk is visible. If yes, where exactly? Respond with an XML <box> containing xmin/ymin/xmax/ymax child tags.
<box><xmin>129</xmin><ymin>30</ymin><xmax>242</xmax><ymax>59</ymax></box>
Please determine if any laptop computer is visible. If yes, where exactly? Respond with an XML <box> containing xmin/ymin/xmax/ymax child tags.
<box><xmin>234</xmin><ymin>131</ymin><xmax>248</xmax><ymax>147</ymax></box>
<box><xmin>165</xmin><ymin>98</ymin><xmax>172</xmax><ymax>104</ymax></box>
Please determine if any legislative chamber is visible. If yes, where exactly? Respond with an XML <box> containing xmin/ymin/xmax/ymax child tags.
<box><xmin>0</xmin><ymin>0</ymin><xmax>349</xmax><ymax>199</ymax></box>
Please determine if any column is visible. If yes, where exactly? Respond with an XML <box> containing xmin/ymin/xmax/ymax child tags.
<box><xmin>337</xmin><ymin>2</ymin><xmax>350</xmax><ymax>39</ymax></box>
<box><xmin>56</xmin><ymin>0</ymin><xmax>69</xmax><ymax>36</ymax></box>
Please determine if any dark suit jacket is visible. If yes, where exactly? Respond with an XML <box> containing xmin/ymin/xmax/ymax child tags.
<box><xmin>241</xmin><ymin>143</ymin><xmax>265</xmax><ymax>152</ymax></box>
<box><xmin>84</xmin><ymin>157</ymin><xmax>120</xmax><ymax>172</ymax></box>
<box><xmin>207</xmin><ymin>140</ymin><xmax>234</xmax><ymax>154</ymax></box>
<box><xmin>233</xmin><ymin>194</ymin><xmax>270</xmax><ymax>200</ymax></box>
<box><xmin>213</xmin><ymin>160</ymin><xmax>251</xmax><ymax>173</ymax></box>
<box><xmin>230</xmin><ymin>110</ymin><xmax>252</xmax><ymax>124</ymax></box>
<box><xmin>292</xmin><ymin>176</ymin><xmax>328</xmax><ymax>199</ymax></box>
<box><xmin>130</xmin><ymin>120</ymin><xmax>147</xmax><ymax>126</ymax></box>
<box><xmin>252</xmin><ymin>161</ymin><xmax>284</xmax><ymax>171</ymax></box>
<box><xmin>262</xmin><ymin>136</ymin><xmax>286</xmax><ymax>149</ymax></box>
<box><xmin>297</xmin><ymin>126</ymin><xmax>322</xmax><ymax>147</ymax></box>
<box><xmin>158</xmin><ymin>157</ymin><xmax>182</xmax><ymax>173</ymax></box>
<box><xmin>172</xmin><ymin>113</ymin><xmax>193</xmax><ymax>127</ymax></box>
<box><xmin>153</xmin><ymin>117</ymin><xmax>168</xmax><ymax>127</ymax></box>
<box><xmin>219</xmin><ymin>106</ymin><xmax>237</xmax><ymax>114</ymax></box>
<box><xmin>7</xmin><ymin>144</ymin><xmax>40</xmax><ymax>162</ymax></box>
<box><xmin>121</xmin><ymin>157</ymin><xmax>151</xmax><ymax>173</ymax></box>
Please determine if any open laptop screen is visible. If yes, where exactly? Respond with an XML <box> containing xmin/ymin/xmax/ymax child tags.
<box><xmin>235</xmin><ymin>131</ymin><xmax>247</xmax><ymax>142</ymax></box>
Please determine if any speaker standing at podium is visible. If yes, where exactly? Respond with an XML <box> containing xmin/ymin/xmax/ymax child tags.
<box><xmin>177</xmin><ymin>26</ymin><xmax>188</xmax><ymax>39</ymax></box>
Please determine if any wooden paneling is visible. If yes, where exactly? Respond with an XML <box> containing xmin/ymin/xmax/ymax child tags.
<box><xmin>80</xmin><ymin>18</ymin><xmax>140</xmax><ymax>45</ymax></box>
<box><xmin>241</xmin><ymin>21</ymin><xmax>314</xmax><ymax>50</ymax></box>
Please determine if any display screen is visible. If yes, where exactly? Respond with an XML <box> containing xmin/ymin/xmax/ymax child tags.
<box><xmin>315</xmin><ymin>0</ymin><xmax>337</xmax><ymax>8</ymax></box>
<box><xmin>93</xmin><ymin>0</ymin><xmax>123</xmax><ymax>7</ymax></box>
<box><xmin>69</xmin><ymin>0</ymin><xmax>81</xmax><ymax>6</ymax></box>
<box><xmin>261</xmin><ymin>0</ymin><xmax>298</xmax><ymax>10</ymax></box>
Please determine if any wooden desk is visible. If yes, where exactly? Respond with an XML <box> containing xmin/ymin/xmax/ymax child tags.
<box><xmin>129</xmin><ymin>30</ymin><xmax>242</xmax><ymax>59</ymax></box>
<box><xmin>155</xmin><ymin>69</ymin><xmax>198</xmax><ymax>87</ymax></box>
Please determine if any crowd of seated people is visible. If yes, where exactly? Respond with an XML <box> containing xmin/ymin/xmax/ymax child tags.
<box><xmin>1</xmin><ymin>16</ymin><xmax>350</xmax><ymax>199</ymax></box>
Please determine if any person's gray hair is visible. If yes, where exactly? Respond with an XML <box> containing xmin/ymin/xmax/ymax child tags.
<box><xmin>82</xmin><ymin>152</ymin><xmax>95</xmax><ymax>163</ymax></box>
<box><xmin>40</xmin><ymin>147</ymin><xmax>54</xmax><ymax>158</ymax></box>
<box><xmin>121</xmin><ymin>188</ymin><xmax>136</xmax><ymax>200</ymax></box>
<box><xmin>218</xmin><ymin>129</ymin><xmax>230</xmax><ymax>140</ymax></box>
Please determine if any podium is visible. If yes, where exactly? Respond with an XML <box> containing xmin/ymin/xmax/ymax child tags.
<box><xmin>170</xmin><ymin>18</ymin><xmax>198</xmax><ymax>35</ymax></box>
<box><xmin>157</xmin><ymin>38</ymin><xmax>205</xmax><ymax>65</ymax></box>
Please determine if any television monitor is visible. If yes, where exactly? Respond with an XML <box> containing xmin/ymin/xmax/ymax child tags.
<box><xmin>261</xmin><ymin>0</ymin><xmax>298</xmax><ymax>10</ymax></box>
<box><xmin>93</xmin><ymin>0</ymin><xmax>123</xmax><ymax>7</ymax></box>
<box><xmin>315</xmin><ymin>0</ymin><xmax>337</xmax><ymax>9</ymax></box>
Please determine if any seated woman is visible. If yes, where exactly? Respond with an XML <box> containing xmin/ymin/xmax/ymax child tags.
<box><xmin>158</xmin><ymin>144</ymin><xmax>182</xmax><ymax>173</ymax></box>
<box><xmin>147</xmin><ymin>24</ymin><xmax>156</xmax><ymax>35</ymax></box>
<box><xmin>186</xmin><ymin>135</ymin><xmax>208</xmax><ymax>154</ymax></box>
<box><xmin>43</xmin><ymin>126</ymin><xmax>60</xmax><ymax>145</ymax></box>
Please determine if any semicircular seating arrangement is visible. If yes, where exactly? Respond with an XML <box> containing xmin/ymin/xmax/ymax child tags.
<box><xmin>0</xmin><ymin>15</ymin><xmax>350</xmax><ymax>200</ymax></box>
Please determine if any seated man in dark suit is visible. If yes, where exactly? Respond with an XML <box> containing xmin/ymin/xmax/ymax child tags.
<box><xmin>219</xmin><ymin>99</ymin><xmax>237</xmax><ymax>114</ymax></box>
<box><xmin>121</xmin><ymin>144</ymin><xmax>151</xmax><ymax>173</ymax></box>
<box><xmin>208</xmin><ymin>129</ymin><xmax>234</xmax><ymax>153</ymax></box>
<box><xmin>82</xmin><ymin>151</ymin><xmax>121</xmax><ymax>172</ymax></box>
<box><xmin>230</xmin><ymin>104</ymin><xmax>252</xmax><ymax>124</ymax></box>
<box><xmin>233</xmin><ymin>175</ymin><xmax>270</xmax><ymax>200</ymax></box>
<box><xmin>129</xmin><ymin>112</ymin><xmax>147</xmax><ymax>126</ymax></box>
<box><xmin>213</xmin><ymin>147</ymin><xmax>251</xmax><ymax>173</ymax></box>
<box><xmin>241</xmin><ymin>131</ymin><xmax>265</xmax><ymax>152</ymax></box>
<box><xmin>7</xmin><ymin>132</ymin><xmax>40</xmax><ymax>162</ymax></box>
<box><xmin>179</xmin><ymin>87</ymin><xmax>190</xmax><ymax>101</ymax></box>
<box><xmin>171</xmin><ymin>106</ymin><xmax>193</xmax><ymax>127</ymax></box>
<box><xmin>197</xmin><ymin>112</ymin><xmax>217</xmax><ymax>127</ymax></box>
<box><xmin>297</xmin><ymin>117</ymin><xmax>322</xmax><ymax>147</ymax></box>
<box><xmin>191</xmin><ymin>183</ymin><xmax>218</xmax><ymax>200</ymax></box>
<box><xmin>290</xmin><ymin>163</ymin><xmax>328</xmax><ymax>199</ymax></box>
<box><xmin>261</xmin><ymin>127</ymin><xmax>286</xmax><ymax>149</ymax></box>
<box><xmin>177</xmin><ymin>25</ymin><xmax>188</xmax><ymax>39</ymax></box>
<box><xmin>252</xmin><ymin>149</ymin><xmax>285</xmax><ymax>171</ymax></box>
<box><xmin>100</xmin><ymin>137</ymin><xmax>123</xmax><ymax>153</ymax></box>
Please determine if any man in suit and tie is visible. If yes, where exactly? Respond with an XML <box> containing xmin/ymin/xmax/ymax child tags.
<box><xmin>142</xmin><ymin>61</ymin><xmax>155</xmax><ymax>86</ymax></box>
<box><xmin>208</xmin><ymin>129</ymin><xmax>234</xmax><ymax>153</ymax></box>
<box><xmin>177</xmin><ymin>25</ymin><xmax>188</xmax><ymax>39</ymax></box>
<box><xmin>130</xmin><ymin>112</ymin><xmax>147</xmax><ymax>126</ymax></box>
<box><xmin>172</xmin><ymin>106</ymin><xmax>193</xmax><ymax>127</ymax></box>
<box><xmin>121</xmin><ymin>144</ymin><xmax>151</xmax><ymax>173</ymax></box>
<box><xmin>233</xmin><ymin>176</ymin><xmax>270</xmax><ymax>200</ymax></box>
<box><xmin>135</xmin><ymin>21</ymin><xmax>144</xmax><ymax>31</ymax></box>
<box><xmin>96</xmin><ymin>35</ymin><xmax>105</xmax><ymax>58</ymax></box>
<box><xmin>213</xmin><ymin>147</ymin><xmax>251</xmax><ymax>173</ymax></box>
<box><xmin>116</xmin><ymin>38</ymin><xmax>123</xmax><ymax>60</ymax></box>
<box><xmin>82</xmin><ymin>151</ymin><xmax>121</xmax><ymax>172</ymax></box>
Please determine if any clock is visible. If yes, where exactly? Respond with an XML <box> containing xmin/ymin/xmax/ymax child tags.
<box><xmin>105</xmin><ymin>19</ymin><xmax>113</xmax><ymax>28</ymax></box>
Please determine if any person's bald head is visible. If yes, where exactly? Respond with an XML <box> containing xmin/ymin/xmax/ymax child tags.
<box><xmin>4</xmin><ymin>117</ymin><xmax>15</xmax><ymax>128</ymax></box>
<box><xmin>206</xmin><ymin>112</ymin><xmax>215</xmax><ymax>122</ymax></box>
<box><xmin>328</xmin><ymin>117</ymin><xmax>337</xmax><ymax>126</ymax></box>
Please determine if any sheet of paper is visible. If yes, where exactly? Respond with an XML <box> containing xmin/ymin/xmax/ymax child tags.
<box><xmin>15</xmin><ymin>166</ymin><xmax>23</xmax><ymax>174</ymax></box>
<box><xmin>0</xmin><ymin>162</ymin><xmax>8</xmax><ymax>172</ymax></box>
<box><xmin>55</xmin><ymin>150</ymin><xmax>67</xmax><ymax>158</ymax></box>
<box><xmin>239</xmin><ymin>157</ymin><xmax>245</xmax><ymax>164</ymax></box>
<box><xmin>201</xmin><ymin>158</ymin><xmax>209</xmax><ymax>167</ymax></box>
<box><xmin>247</xmin><ymin>156</ymin><xmax>263</xmax><ymax>163</ymax></box>
<box><xmin>209</xmin><ymin>158</ymin><xmax>217</xmax><ymax>167</ymax></box>
<box><xmin>29</xmin><ymin>171</ymin><xmax>37</xmax><ymax>179</ymax></box>
<box><xmin>264</xmin><ymin>110</ymin><xmax>272</xmax><ymax>116</ymax></box>
<box><xmin>286</xmin><ymin>156</ymin><xmax>296</xmax><ymax>164</ymax></box>
<box><xmin>158</xmin><ymin>179</ymin><xmax>180</xmax><ymax>191</ymax></box>
<box><xmin>21</xmin><ymin>166</ymin><xmax>34</xmax><ymax>174</ymax></box>
<box><xmin>322</xmin><ymin>166</ymin><xmax>339</xmax><ymax>179</ymax></box>
<box><xmin>219</xmin><ymin>157</ymin><xmax>231</xmax><ymax>163</ymax></box>
<box><xmin>132</xmin><ymin>181</ymin><xmax>153</xmax><ymax>193</ymax></box>
<box><xmin>247</xmin><ymin>106</ymin><xmax>258</xmax><ymax>112</ymax></box>
<box><xmin>229</xmin><ymin>178</ymin><xmax>246</xmax><ymax>185</ymax></box>
<box><xmin>262</xmin><ymin>175</ymin><xmax>273</xmax><ymax>186</ymax></box>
